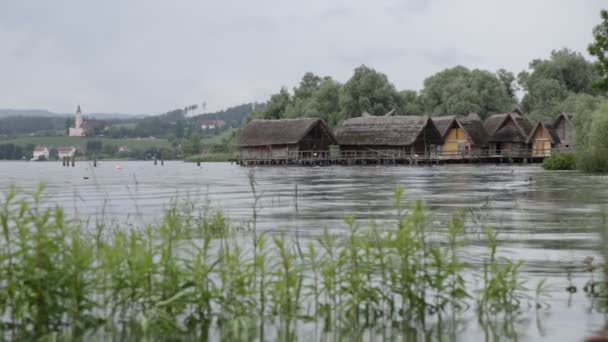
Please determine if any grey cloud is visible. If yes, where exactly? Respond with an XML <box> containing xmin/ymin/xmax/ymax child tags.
<box><xmin>425</xmin><ymin>48</ymin><xmax>482</xmax><ymax>68</ymax></box>
<box><xmin>0</xmin><ymin>0</ymin><xmax>604</xmax><ymax>114</ymax></box>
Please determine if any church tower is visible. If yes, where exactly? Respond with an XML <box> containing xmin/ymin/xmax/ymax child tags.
<box><xmin>69</xmin><ymin>105</ymin><xmax>86</xmax><ymax>137</ymax></box>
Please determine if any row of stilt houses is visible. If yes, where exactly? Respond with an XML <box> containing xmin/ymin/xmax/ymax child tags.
<box><xmin>236</xmin><ymin>110</ymin><xmax>574</xmax><ymax>166</ymax></box>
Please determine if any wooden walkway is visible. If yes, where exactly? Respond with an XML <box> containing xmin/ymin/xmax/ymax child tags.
<box><xmin>236</xmin><ymin>148</ymin><xmax>572</xmax><ymax>166</ymax></box>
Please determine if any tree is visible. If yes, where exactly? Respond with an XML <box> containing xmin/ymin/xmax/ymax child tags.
<box><xmin>589</xmin><ymin>9</ymin><xmax>608</xmax><ymax>91</ymax></box>
<box><xmin>339</xmin><ymin>65</ymin><xmax>401</xmax><ymax>119</ymax></box>
<box><xmin>558</xmin><ymin>93</ymin><xmax>605</xmax><ymax>147</ymax></box>
<box><xmin>303</xmin><ymin>77</ymin><xmax>342</xmax><ymax>126</ymax></box>
<box><xmin>497</xmin><ymin>69</ymin><xmax>517</xmax><ymax>99</ymax></box>
<box><xmin>175</xmin><ymin>120</ymin><xmax>185</xmax><ymax>139</ymax></box>
<box><xmin>49</xmin><ymin>148</ymin><xmax>59</xmax><ymax>160</ymax></box>
<box><xmin>261</xmin><ymin>87</ymin><xmax>291</xmax><ymax>119</ymax></box>
<box><xmin>182</xmin><ymin>132</ymin><xmax>201</xmax><ymax>156</ymax></box>
<box><xmin>398</xmin><ymin>90</ymin><xmax>423</xmax><ymax>114</ymax></box>
<box><xmin>419</xmin><ymin>66</ymin><xmax>514</xmax><ymax>119</ymax></box>
<box><xmin>518</xmin><ymin>48</ymin><xmax>599</xmax><ymax>117</ymax></box>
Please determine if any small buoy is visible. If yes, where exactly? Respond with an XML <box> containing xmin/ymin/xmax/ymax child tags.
<box><xmin>115</xmin><ymin>165</ymin><xmax>124</xmax><ymax>170</ymax></box>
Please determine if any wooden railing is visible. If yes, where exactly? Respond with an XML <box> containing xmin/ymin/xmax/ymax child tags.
<box><xmin>239</xmin><ymin>147</ymin><xmax>574</xmax><ymax>161</ymax></box>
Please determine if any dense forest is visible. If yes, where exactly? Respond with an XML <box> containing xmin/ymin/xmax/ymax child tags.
<box><xmin>251</xmin><ymin>48</ymin><xmax>603</xmax><ymax>125</ymax></box>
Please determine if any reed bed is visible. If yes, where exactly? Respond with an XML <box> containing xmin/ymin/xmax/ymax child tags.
<box><xmin>0</xmin><ymin>183</ymin><xmax>588</xmax><ymax>341</ymax></box>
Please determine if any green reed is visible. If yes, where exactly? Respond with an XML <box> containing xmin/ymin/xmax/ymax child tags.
<box><xmin>0</xmin><ymin>184</ymin><xmax>540</xmax><ymax>340</ymax></box>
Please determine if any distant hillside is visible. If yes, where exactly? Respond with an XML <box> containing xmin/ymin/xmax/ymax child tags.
<box><xmin>191</xmin><ymin>102</ymin><xmax>264</xmax><ymax>127</ymax></box>
<box><xmin>0</xmin><ymin>109</ymin><xmax>146</xmax><ymax>120</ymax></box>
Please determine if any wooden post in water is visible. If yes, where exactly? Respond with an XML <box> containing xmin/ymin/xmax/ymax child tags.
<box><xmin>93</xmin><ymin>156</ymin><xmax>97</xmax><ymax>167</ymax></box>
<box><xmin>154</xmin><ymin>156</ymin><xmax>157</xmax><ymax>166</ymax></box>
<box><xmin>294</xmin><ymin>184</ymin><xmax>298</xmax><ymax>213</ymax></box>
<box><xmin>161</xmin><ymin>159</ymin><xmax>164</xmax><ymax>166</ymax></box>
<box><xmin>71</xmin><ymin>156</ymin><xmax>75</xmax><ymax>167</ymax></box>
<box><xmin>197</xmin><ymin>160</ymin><xmax>201</xmax><ymax>167</ymax></box>
<box><xmin>62</xmin><ymin>157</ymin><xmax>66</xmax><ymax>167</ymax></box>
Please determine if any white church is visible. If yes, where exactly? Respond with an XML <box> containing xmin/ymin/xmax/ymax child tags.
<box><xmin>68</xmin><ymin>105</ymin><xmax>86</xmax><ymax>137</ymax></box>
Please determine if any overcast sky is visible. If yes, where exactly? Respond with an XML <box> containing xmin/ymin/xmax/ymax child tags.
<box><xmin>0</xmin><ymin>0</ymin><xmax>605</xmax><ymax>114</ymax></box>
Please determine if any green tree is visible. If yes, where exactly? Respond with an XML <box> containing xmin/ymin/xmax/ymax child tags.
<box><xmin>419</xmin><ymin>66</ymin><xmax>514</xmax><ymax>119</ymax></box>
<box><xmin>261</xmin><ymin>87</ymin><xmax>291</xmax><ymax>119</ymax></box>
<box><xmin>518</xmin><ymin>48</ymin><xmax>599</xmax><ymax>117</ymax></box>
<box><xmin>182</xmin><ymin>132</ymin><xmax>201</xmax><ymax>156</ymax></box>
<box><xmin>339</xmin><ymin>65</ymin><xmax>401</xmax><ymax>119</ymax></box>
<box><xmin>175</xmin><ymin>120</ymin><xmax>185</xmax><ymax>139</ymax></box>
<box><xmin>557</xmin><ymin>93</ymin><xmax>605</xmax><ymax>147</ymax></box>
<box><xmin>49</xmin><ymin>148</ymin><xmax>59</xmax><ymax>160</ymax></box>
<box><xmin>588</xmin><ymin>9</ymin><xmax>608</xmax><ymax>90</ymax></box>
<box><xmin>497</xmin><ymin>68</ymin><xmax>517</xmax><ymax>99</ymax></box>
<box><xmin>398</xmin><ymin>90</ymin><xmax>423</xmax><ymax>114</ymax></box>
<box><xmin>576</xmin><ymin>100</ymin><xmax>608</xmax><ymax>172</ymax></box>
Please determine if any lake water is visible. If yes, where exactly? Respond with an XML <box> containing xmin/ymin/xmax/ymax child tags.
<box><xmin>1</xmin><ymin>160</ymin><xmax>607</xmax><ymax>341</ymax></box>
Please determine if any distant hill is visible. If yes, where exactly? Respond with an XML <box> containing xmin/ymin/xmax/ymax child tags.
<box><xmin>191</xmin><ymin>102</ymin><xmax>264</xmax><ymax>127</ymax></box>
<box><xmin>0</xmin><ymin>109</ymin><xmax>146</xmax><ymax>120</ymax></box>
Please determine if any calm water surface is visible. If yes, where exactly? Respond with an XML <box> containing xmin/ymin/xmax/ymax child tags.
<box><xmin>0</xmin><ymin>160</ymin><xmax>607</xmax><ymax>341</ymax></box>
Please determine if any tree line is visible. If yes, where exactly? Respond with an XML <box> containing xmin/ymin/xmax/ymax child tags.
<box><xmin>252</xmin><ymin>48</ymin><xmax>603</xmax><ymax>125</ymax></box>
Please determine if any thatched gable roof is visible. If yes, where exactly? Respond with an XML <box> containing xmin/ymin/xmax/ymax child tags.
<box><xmin>238</xmin><ymin>118</ymin><xmax>336</xmax><ymax>147</ymax></box>
<box><xmin>553</xmin><ymin>112</ymin><xmax>574</xmax><ymax>128</ymax></box>
<box><xmin>432</xmin><ymin>115</ymin><xmax>488</xmax><ymax>146</ymax></box>
<box><xmin>526</xmin><ymin>121</ymin><xmax>561</xmax><ymax>144</ymax></box>
<box><xmin>432</xmin><ymin>116</ymin><xmax>456</xmax><ymax>137</ymax></box>
<box><xmin>335</xmin><ymin>115</ymin><xmax>442</xmax><ymax>146</ymax></box>
<box><xmin>484</xmin><ymin>112</ymin><xmax>532</xmax><ymax>143</ymax></box>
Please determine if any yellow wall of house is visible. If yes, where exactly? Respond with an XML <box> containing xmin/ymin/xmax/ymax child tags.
<box><xmin>442</xmin><ymin>127</ymin><xmax>470</xmax><ymax>153</ymax></box>
<box><xmin>532</xmin><ymin>126</ymin><xmax>551</xmax><ymax>157</ymax></box>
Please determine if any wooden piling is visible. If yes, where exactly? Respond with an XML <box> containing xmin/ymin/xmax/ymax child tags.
<box><xmin>71</xmin><ymin>157</ymin><xmax>75</xmax><ymax>167</ymax></box>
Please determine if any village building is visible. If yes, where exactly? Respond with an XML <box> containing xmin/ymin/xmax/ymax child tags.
<box><xmin>238</xmin><ymin>118</ymin><xmax>337</xmax><ymax>162</ymax></box>
<box><xmin>433</xmin><ymin>113</ymin><xmax>488</xmax><ymax>157</ymax></box>
<box><xmin>335</xmin><ymin>114</ymin><xmax>443</xmax><ymax>157</ymax></box>
<box><xmin>527</xmin><ymin>121</ymin><xmax>561</xmax><ymax>157</ymax></box>
<box><xmin>69</xmin><ymin>105</ymin><xmax>87</xmax><ymax>137</ymax></box>
<box><xmin>57</xmin><ymin>146</ymin><xmax>77</xmax><ymax>159</ymax></box>
<box><xmin>552</xmin><ymin>113</ymin><xmax>575</xmax><ymax>149</ymax></box>
<box><xmin>32</xmin><ymin>145</ymin><xmax>49</xmax><ymax>160</ymax></box>
<box><xmin>201</xmin><ymin>119</ymin><xmax>226</xmax><ymax>130</ymax></box>
<box><xmin>484</xmin><ymin>112</ymin><xmax>533</xmax><ymax>156</ymax></box>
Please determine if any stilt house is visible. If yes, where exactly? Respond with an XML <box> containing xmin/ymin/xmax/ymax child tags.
<box><xmin>552</xmin><ymin>113</ymin><xmax>575</xmax><ymax>149</ymax></box>
<box><xmin>527</xmin><ymin>121</ymin><xmax>561</xmax><ymax>157</ymax></box>
<box><xmin>484</xmin><ymin>113</ymin><xmax>533</xmax><ymax>156</ymax></box>
<box><xmin>237</xmin><ymin>118</ymin><xmax>337</xmax><ymax>161</ymax></box>
<box><xmin>433</xmin><ymin>113</ymin><xmax>488</xmax><ymax>157</ymax></box>
<box><xmin>335</xmin><ymin>114</ymin><xmax>443</xmax><ymax>157</ymax></box>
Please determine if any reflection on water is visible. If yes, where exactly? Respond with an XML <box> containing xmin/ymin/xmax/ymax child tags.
<box><xmin>0</xmin><ymin>161</ymin><xmax>607</xmax><ymax>341</ymax></box>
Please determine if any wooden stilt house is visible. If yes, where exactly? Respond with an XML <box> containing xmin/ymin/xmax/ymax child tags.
<box><xmin>237</xmin><ymin>118</ymin><xmax>337</xmax><ymax>161</ymax></box>
<box><xmin>484</xmin><ymin>112</ymin><xmax>533</xmax><ymax>156</ymax></box>
<box><xmin>335</xmin><ymin>114</ymin><xmax>443</xmax><ymax>158</ymax></box>
<box><xmin>433</xmin><ymin>113</ymin><xmax>488</xmax><ymax>158</ymax></box>
<box><xmin>552</xmin><ymin>113</ymin><xmax>575</xmax><ymax>149</ymax></box>
<box><xmin>527</xmin><ymin>121</ymin><xmax>561</xmax><ymax>157</ymax></box>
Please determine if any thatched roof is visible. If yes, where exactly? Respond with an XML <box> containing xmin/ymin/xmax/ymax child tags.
<box><xmin>238</xmin><ymin>118</ymin><xmax>336</xmax><ymax>147</ymax></box>
<box><xmin>335</xmin><ymin>115</ymin><xmax>442</xmax><ymax>146</ymax></box>
<box><xmin>432</xmin><ymin>114</ymin><xmax>488</xmax><ymax>146</ymax></box>
<box><xmin>432</xmin><ymin>115</ymin><xmax>456</xmax><ymax>137</ymax></box>
<box><xmin>484</xmin><ymin>112</ymin><xmax>532</xmax><ymax>143</ymax></box>
<box><xmin>553</xmin><ymin>112</ymin><xmax>574</xmax><ymax>127</ymax></box>
<box><xmin>526</xmin><ymin>121</ymin><xmax>561</xmax><ymax>144</ymax></box>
